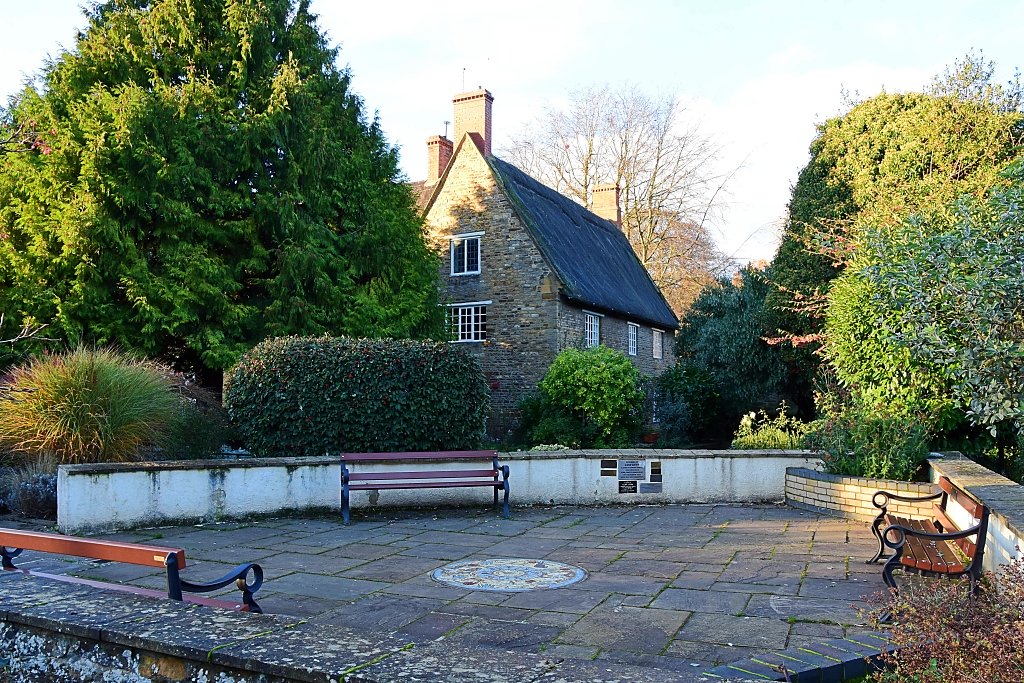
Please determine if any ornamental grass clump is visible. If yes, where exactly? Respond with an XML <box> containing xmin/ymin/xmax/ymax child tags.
<box><xmin>0</xmin><ymin>347</ymin><xmax>181</xmax><ymax>464</ymax></box>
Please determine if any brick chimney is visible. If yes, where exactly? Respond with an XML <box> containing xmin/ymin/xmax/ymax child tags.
<box><xmin>592</xmin><ymin>184</ymin><xmax>621</xmax><ymax>226</ymax></box>
<box><xmin>453</xmin><ymin>89</ymin><xmax>493</xmax><ymax>156</ymax></box>
<box><xmin>425</xmin><ymin>135</ymin><xmax>453</xmax><ymax>186</ymax></box>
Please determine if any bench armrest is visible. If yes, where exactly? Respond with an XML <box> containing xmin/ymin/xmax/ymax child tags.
<box><xmin>167</xmin><ymin>556</ymin><xmax>264</xmax><ymax>613</ymax></box>
<box><xmin>881</xmin><ymin>521</ymin><xmax>983</xmax><ymax>550</ymax></box>
<box><xmin>872</xmin><ymin>489</ymin><xmax>943</xmax><ymax>510</ymax></box>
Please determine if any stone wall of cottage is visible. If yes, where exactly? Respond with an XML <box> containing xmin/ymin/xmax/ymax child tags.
<box><xmin>557</xmin><ymin>304</ymin><xmax>676</xmax><ymax>377</ymax></box>
<box><xmin>425</xmin><ymin>142</ymin><xmax>561</xmax><ymax>436</ymax></box>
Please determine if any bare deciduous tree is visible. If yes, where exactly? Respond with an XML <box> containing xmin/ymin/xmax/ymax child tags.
<box><xmin>503</xmin><ymin>85</ymin><xmax>732</xmax><ymax>314</ymax></box>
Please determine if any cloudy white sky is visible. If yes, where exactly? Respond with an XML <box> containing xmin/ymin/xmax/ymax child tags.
<box><xmin>1</xmin><ymin>1</ymin><xmax>1020</xmax><ymax>264</ymax></box>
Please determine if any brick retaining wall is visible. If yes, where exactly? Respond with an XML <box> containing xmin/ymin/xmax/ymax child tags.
<box><xmin>784</xmin><ymin>468</ymin><xmax>936</xmax><ymax>523</ymax></box>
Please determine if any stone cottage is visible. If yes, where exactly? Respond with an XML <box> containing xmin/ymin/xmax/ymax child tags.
<box><xmin>417</xmin><ymin>89</ymin><xmax>678</xmax><ymax>433</ymax></box>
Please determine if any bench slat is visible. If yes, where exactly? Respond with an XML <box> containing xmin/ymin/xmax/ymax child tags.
<box><xmin>347</xmin><ymin>480</ymin><xmax>504</xmax><ymax>491</ymax></box>
<box><xmin>0</xmin><ymin>529</ymin><xmax>185</xmax><ymax>569</ymax></box>
<box><xmin>341</xmin><ymin>451</ymin><xmax>497</xmax><ymax>462</ymax></box>
<box><xmin>904</xmin><ymin>535</ymin><xmax>965</xmax><ymax>573</ymax></box>
<box><xmin>884</xmin><ymin>513</ymin><xmax>940</xmax><ymax>535</ymax></box>
<box><xmin>348</xmin><ymin>469</ymin><xmax>497</xmax><ymax>481</ymax></box>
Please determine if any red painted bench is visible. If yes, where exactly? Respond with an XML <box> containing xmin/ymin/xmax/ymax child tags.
<box><xmin>0</xmin><ymin>528</ymin><xmax>263</xmax><ymax>612</ymax></box>
<box><xmin>867</xmin><ymin>477</ymin><xmax>989</xmax><ymax>595</ymax></box>
<box><xmin>340</xmin><ymin>450</ymin><xmax>510</xmax><ymax>524</ymax></box>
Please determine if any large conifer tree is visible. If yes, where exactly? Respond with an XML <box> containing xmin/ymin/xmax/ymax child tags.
<box><xmin>0</xmin><ymin>0</ymin><xmax>442</xmax><ymax>374</ymax></box>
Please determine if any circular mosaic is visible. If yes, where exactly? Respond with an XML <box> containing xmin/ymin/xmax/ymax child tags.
<box><xmin>431</xmin><ymin>558</ymin><xmax>587</xmax><ymax>592</ymax></box>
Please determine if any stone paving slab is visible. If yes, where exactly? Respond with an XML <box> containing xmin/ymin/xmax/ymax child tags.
<box><xmin>2</xmin><ymin>503</ymin><xmax>889</xmax><ymax>681</ymax></box>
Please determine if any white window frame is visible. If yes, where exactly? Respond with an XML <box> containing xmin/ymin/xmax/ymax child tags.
<box><xmin>448</xmin><ymin>300</ymin><xmax>491</xmax><ymax>342</ymax></box>
<box><xmin>584</xmin><ymin>311</ymin><xmax>602</xmax><ymax>348</ymax></box>
<box><xmin>450</xmin><ymin>232</ymin><xmax>483</xmax><ymax>276</ymax></box>
<box><xmin>653</xmin><ymin>328</ymin><xmax>664</xmax><ymax>359</ymax></box>
<box><xmin>627</xmin><ymin>323</ymin><xmax>638</xmax><ymax>356</ymax></box>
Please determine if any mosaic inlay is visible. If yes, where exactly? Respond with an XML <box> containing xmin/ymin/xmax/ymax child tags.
<box><xmin>431</xmin><ymin>558</ymin><xmax>587</xmax><ymax>592</ymax></box>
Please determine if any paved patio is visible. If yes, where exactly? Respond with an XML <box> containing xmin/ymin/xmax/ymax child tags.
<box><xmin>8</xmin><ymin>503</ymin><xmax>887</xmax><ymax>677</ymax></box>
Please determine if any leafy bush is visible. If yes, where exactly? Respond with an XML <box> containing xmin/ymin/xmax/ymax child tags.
<box><xmin>656</xmin><ymin>361</ymin><xmax>720</xmax><ymax>446</ymax></box>
<box><xmin>224</xmin><ymin>336</ymin><xmax>489</xmax><ymax>455</ymax></box>
<box><xmin>805</xmin><ymin>405</ymin><xmax>929</xmax><ymax>480</ymax></box>
<box><xmin>160</xmin><ymin>378</ymin><xmax>235</xmax><ymax>460</ymax></box>
<box><xmin>730</xmin><ymin>403</ymin><xmax>811</xmax><ymax>449</ymax></box>
<box><xmin>0</xmin><ymin>348</ymin><xmax>182</xmax><ymax>464</ymax></box>
<box><xmin>869</xmin><ymin>559</ymin><xmax>1024</xmax><ymax>682</ymax></box>
<box><xmin>528</xmin><ymin>346</ymin><xmax>643</xmax><ymax>448</ymax></box>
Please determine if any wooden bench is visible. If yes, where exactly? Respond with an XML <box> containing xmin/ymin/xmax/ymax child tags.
<box><xmin>0</xmin><ymin>528</ymin><xmax>264</xmax><ymax>612</ymax></box>
<box><xmin>340</xmin><ymin>450</ymin><xmax>510</xmax><ymax>524</ymax></box>
<box><xmin>867</xmin><ymin>477</ymin><xmax>989</xmax><ymax>594</ymax></box>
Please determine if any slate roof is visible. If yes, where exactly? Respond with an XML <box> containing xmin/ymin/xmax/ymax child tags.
<box><xmin>488</xmin><ymin>156</ymin><xmax>679</xmax><ymax>330</ymax></box>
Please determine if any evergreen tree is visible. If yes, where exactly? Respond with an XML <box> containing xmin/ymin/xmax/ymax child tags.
<box><xmin>0</xmin><ymin>0</ymin><xmax>443</xmax><ymax>375</ymax></box>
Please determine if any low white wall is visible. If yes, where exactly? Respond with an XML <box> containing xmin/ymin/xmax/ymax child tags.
<box><xmin>57</xmin><ymin>450</ymin><xmax>819</xmax><ymax>533</ymax></box>
<box><xmin>57</xmin><ymin>457</ymin><xmax>340</xmax><ymax>533</ymax></box>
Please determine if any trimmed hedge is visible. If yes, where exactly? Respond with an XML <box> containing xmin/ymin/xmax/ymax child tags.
<box><xmin>224</xmin><ymin>336</ymin><xmax>489</xmax><ymax>455</ymax></box>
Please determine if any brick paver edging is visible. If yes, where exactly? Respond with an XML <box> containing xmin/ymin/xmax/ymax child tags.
<box><xmin>705</xmin><ymin>632</ymin><xmax>894</xmax><ymax>682</ymax></box>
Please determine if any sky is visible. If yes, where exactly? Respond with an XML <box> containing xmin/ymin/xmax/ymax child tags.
<box><xmin>1</xmin><ymin>1</ymin><xmax>1021</xmax><ymax>265</ymax></box>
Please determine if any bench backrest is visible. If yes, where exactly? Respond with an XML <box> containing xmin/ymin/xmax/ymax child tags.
<box><xmin>937</xmin><ymin>476</ymin><xmax>986</xmax><ymax>520</ymax></box>
<box><xmin>340</xmin><ymin>450</ymin><xmax>498</xmax><ymax>462</ymax></box>
<box><xmin>0</xmin><ymin>528</ymin><xmax>186</xmax><ymax>569</ymax></box>
<box><xmin>934</xmin><ymin>477</ymin><xmax>988</xmax><ymax>559</ymax></box>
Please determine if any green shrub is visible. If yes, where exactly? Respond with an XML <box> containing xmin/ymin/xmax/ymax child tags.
<box><xmin>528</xmin><ymin>408</ymin><xmax>599</xmax><ymax>449</ymax></box>
<box><xmin>533</xmin><ymin>346</ymin><xmax>644</xmax><ymax>448</ymax></box>
<box><xmin>656</xmin><ymin>361</ymin><xmax>720</xmax><ymax>446</ymax></box>
<box><xmin>804</xmin><ymin>405</ymin><xmax>929</xmax><ymax>480</ymax></box>
<box><xmin>730</xmin><ymin>403</ymin><xmax>811</xmax><ymax>449</ymax></box>
<box><xmin>161</xmin><ymin>378</ymin><xmax>235</xmax><ymax>460</ymax></box>
<box><xmin>0</xmin><ymin>348</ymin><xmax>182</xmax><ymax>464</ymax></box>
<box><xmin>223</xmin><ymin>336</ymin><xmax>489</xmax><ymax>455</ymax></box>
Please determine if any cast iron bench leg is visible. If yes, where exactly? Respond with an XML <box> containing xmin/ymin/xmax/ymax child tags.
<box><xmin>868</xmin><ymin>512</ymin><xmax>887</xmax><ymax>564</ymax></box>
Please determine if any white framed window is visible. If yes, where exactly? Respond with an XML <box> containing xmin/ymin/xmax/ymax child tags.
<box><xmin>653</xmin><ymin>329</ymin><xmax>664</xmax><ymax>359</ymax></box>
<box><xmin>584</xmin><ymin>311</ymin><xmax>601</xmax><ymax>348</ymax></box>
<box><xmin>450</xmin><ymin>232</ymin><xmax>482</xmax><ymax>275</ymax></box>
<box><xmin>449</xmin><ymin>301</ymin><xmax>490</xmax><ymax>342</ymax></box>
<box><xmin>627</xmin><ymin>323</ymin><xmax>638</xmax><ymax>356</ymax></box>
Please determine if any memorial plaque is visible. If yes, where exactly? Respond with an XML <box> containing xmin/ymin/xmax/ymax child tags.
<box><xmin>638</xmin><ymin>482</ymin><xmax>663</xmax><ymax>494</ymax></box>
<box><xmin>618</xmin><ymin>480</ymin><xmax>638</xmax><ymax>494</ymax></box>
<box><xmin>617</xmin><ymin>459</ymin><xmax>645</xmax><ymax>481</ymax></box>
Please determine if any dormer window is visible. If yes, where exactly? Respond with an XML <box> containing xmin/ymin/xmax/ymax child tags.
<box><xmin>451</xmin><ymin>232</ymin><xmax>482</xmax><ymax>275</ymax></box>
